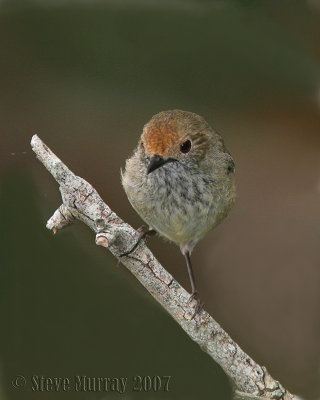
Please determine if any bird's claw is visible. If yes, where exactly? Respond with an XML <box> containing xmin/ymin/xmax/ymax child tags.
<box><xmin>189</xmin><ymin>291</ymin><xmax>204</xmax><ymax>318</ymax></box>
<box><xmin>119</xmin><ymin>225</ymin><xmax>155</xmax><ymax>258</ymax></box>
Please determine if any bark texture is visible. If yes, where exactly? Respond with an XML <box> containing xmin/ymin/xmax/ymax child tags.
<box><xmin>31</xmin><ymin>134</ymin><xmax>297</xmax><ymax>400</ymax></box>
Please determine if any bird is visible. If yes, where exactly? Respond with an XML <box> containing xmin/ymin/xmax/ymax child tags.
<box><xmin>121</xmin><ymin>109</ymin><xmax>236</xmax><ymax>314</ymax></box>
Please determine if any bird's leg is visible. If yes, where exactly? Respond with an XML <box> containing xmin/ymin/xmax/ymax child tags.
<box><xmin>184</xmin><ymin>251</ymin><xmax>204</xmax><ymax>316</ymax></box>
<box><xmin>119</xmin><ymin>225</ymin><xmax>156</xmax><ymax>257</ymax></box>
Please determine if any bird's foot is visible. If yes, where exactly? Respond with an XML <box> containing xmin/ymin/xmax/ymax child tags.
<box><xmin>189</xmin><ymin>291</ymin><xmax>204</xmax><ymax>318</ymax></box>
<box><xmin>119</xmin><ymin>225</ymin><xmax>155</xmax><ymax>258</ymax></box>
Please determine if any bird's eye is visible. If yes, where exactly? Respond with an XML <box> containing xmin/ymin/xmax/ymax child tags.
<box><xmin>180</xmin><ymin>140</ymin><xmax>191</xmax><ymax>153</ymax></box>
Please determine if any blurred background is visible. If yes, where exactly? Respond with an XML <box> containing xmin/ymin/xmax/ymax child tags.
<box><xmin>1</xmin><ymin>0</ymin><xmax>320</xmax><ymax>399</ymax></box>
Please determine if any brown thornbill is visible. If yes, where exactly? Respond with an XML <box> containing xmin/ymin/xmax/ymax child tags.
<box><xmin>121</xmin><ymin>110</ymin><xmax>236</xmax><ymax>314</ymax></box>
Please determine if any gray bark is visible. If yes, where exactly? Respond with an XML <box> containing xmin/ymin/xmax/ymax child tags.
<box><xmin>31</xmin><ymin>134</ymin><xmax>297</xmax><ymax>400</ymax></box>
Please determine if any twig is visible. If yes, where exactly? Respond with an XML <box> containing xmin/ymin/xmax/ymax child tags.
<box><xmin>31</xmin><ymin>135</ymin><xmax>297</xmax><ymax>400</ymax></box>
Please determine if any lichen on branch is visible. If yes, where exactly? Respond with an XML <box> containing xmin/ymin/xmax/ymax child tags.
<box><xmin>31</xmin><ymin>134</ymin><xmax>297</xmax><ymax>400</ymax></box>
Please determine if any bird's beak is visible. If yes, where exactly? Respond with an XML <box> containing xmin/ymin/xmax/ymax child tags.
<box><xmin>147</xmin><ymin>155</ymin><xmax>177</xmax><ymax>174</ymax></box>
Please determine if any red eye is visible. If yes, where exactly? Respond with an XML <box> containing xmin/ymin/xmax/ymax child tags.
<box><xmin>180</xmin><ymin>140</ymin><xmax>191</xmax><ymax>153</ymax></box>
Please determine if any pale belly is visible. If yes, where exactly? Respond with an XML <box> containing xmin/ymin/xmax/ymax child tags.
<box><xmin>125</xmin><ymin>166</ymin><xmax>234</xmax><ymax>247</ymax></box>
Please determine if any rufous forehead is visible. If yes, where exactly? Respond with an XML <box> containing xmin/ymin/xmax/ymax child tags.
<box><xmin>142</xmin><ymin>122</ymin><xmax>181</xmax><ymax>157</ymax></box>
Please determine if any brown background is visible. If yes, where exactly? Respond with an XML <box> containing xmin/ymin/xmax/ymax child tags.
<box><xmin>1</xmin><ymin>1</ymin><xmax>320</xmax><ymax>399</ymax></box>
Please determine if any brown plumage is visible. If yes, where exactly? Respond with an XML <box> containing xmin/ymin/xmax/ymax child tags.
<box><xmin>122</xmin><ymin>110</ymin><xmax>236</xmax><ymax>315</ymax></box>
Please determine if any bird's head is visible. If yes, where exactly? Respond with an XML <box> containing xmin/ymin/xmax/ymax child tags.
<box><xmin>140</xmin><ymin>109</ymin><xmax>216</xmax><ymax>174</ymax></box>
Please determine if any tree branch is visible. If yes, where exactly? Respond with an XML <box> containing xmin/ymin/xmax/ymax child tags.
<box><xmin>31</xmin><ymin>135</ymin><xmax>297</xmax><ymax>400</ymax></box>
